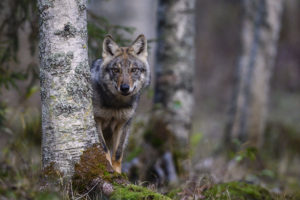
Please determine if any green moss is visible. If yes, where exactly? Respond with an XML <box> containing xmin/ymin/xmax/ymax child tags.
<box><xmin>125</xmin><ymin>147</ymin><xmax>142</xmax><ymax>162</ymax></box>
<box><xmin>72</xmin><ymin>145</ymin><xmax>171</xmax><ymax>199</ymax></box>
<box><xmin>110</xmin><ymin>184</ymin><xmax>171</xmax><ymax>200</ymax></box>
<box><xmin>72</xmin><ymin>144</ymin><xmax>127</xmax><ymax>193</ymax></box>
<box><xmin>203</xmin><ymin>181</ymin><xmax>273</xmax><ymax>200</ymax></box>
<box><xmin>166</xmin><ymin>188</ymin><xmax>181</xmax><ymax>199</ymax></box>
<box><xmin>34</xmin><ymin>191</ymin><xmax>61</xmax><ymax>200</ymax></box>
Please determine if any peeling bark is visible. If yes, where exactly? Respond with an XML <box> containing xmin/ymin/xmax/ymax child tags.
<box><xmin>38</xmin><ymin>0</ymin><xmax>99</xmax><ymax>178</ymax></box>
<box><xmin>225</xmin><ymin>0</ymin><xmax>284</xmax><ymax>148</ymax></box>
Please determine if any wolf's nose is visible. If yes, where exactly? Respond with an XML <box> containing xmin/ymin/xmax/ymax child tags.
<box><xmin>120</xmin><ymin>84</ymin><xmax>130</xmax><ymax>93</ymax></box>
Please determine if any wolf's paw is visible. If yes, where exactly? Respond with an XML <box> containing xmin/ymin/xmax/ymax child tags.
<box><xmin>112</xmin><ymin>160</ymin><xmax>122</xmax><ymax>173</ymax></box>
<box><xmin>105</xmin><ymin>152</ymin><xmax>112</xmax><ymax>166</ymax></box>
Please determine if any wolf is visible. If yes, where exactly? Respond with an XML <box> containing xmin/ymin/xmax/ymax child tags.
<box><xmin>90</xmin><ymin>34</ymin><xmax>150</xmax><ymax>173</ymax></box>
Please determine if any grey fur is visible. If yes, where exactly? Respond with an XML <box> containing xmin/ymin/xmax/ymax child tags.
<box><xmin>90</xmin><ymin>36</ymin><xmax>150</xmax><ymax>172</ymax></box>
<box><xmin>91</xmin><ymin>59</ymin><xmax>138</xmax><ymax>154</ymax></box>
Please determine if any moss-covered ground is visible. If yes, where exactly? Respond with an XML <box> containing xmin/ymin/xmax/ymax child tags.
<box><xmin>203</xmin><ymin>181</ymin><xmax>272</xmax><ymax>200</ymax></box>
<box><xmin>1</xmin><ymin>101</ymin><xmax>299</xmax><ymax>199</ymax></box>
<box><xmin>110</xmin><ymin>184</ymin><xmax>171</xmax><ymax>200</ymax></box>
<box><xmin>201</xmin><ymin>181</ymin><xmax>300</xmax><ymax>200</ymax></box>
<box><xmin>72</xmin><ymin>144</ymin><xmax>125</xmax><ymax>193</ymax></box>
<box><xmin>71</xmin><ymin>144</ymin><xmax>171</xmax><ymax>199</ymax></box>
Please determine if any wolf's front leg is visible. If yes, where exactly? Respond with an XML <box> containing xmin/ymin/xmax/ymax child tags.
<box><xmin>112</xmin><ymin>122</ymin><xmax>130</xmax><ymax>173</ymax></box>
<box><xmin>95</xmin><ymin>119</ymin><xmax>112</xmax><ymax>165</ymax></box>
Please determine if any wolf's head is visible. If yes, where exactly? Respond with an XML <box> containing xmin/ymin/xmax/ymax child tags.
<box><xmin>99</xmin><ymin>34</ymin><xmax>150</xmax><ymax>97</ymax></box>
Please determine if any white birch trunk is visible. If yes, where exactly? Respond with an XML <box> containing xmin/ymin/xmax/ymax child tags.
<box><xmin>38</xmin><ymin>0</ymin><xmax>99</xmax><ymax>178</ymax></box>
<box><xmin>155</xmin><ymin>0</ymin><xmax>195</xmax><ymax>151</ymax></box>
<box><xmin>225</xmin><ymin>0</ymin><xmax>284</xmax><ymax>148</ymax></box>
<box><xmin>143</xmin><ymin>0</ymin><xmax>195</xmax><ymax>182</ymax></box>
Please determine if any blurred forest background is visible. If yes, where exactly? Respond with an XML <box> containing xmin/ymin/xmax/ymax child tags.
<box><xmin>0</xmin><ymin>0</ymin><xmax>300</xmax><ymax>199</ymax></box>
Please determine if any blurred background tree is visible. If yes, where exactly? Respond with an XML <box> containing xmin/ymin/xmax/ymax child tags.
<box><xmin>139</xmin><ymin>0</ymin><xmax>196</xmax><ymax>185</ymax></box>
<box><xmin>224</xmin><ymin>0</ymin><xmax>284</xmax><ymax>150</ymax></box>
<box><xmin>0</xmin><ymin>0</ymin><xmax>38</xmax><ymax>128</ymax></box>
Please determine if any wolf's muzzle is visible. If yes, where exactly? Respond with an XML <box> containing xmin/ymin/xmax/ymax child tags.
<box><xmin>120</xmin><ymin>84</ymin><xmax>130</xmax><ymax>96</ymax></box>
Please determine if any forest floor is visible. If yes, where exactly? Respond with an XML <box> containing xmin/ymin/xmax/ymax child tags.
<box><xmin>190</xmin><ymin>90</ymin><xmax>300</xmax><ymax>199</ymax></box>
<box><xmin>0</xmin><ymin>90</ymin><xmax>299</xmax><ymax>199</ymax></box>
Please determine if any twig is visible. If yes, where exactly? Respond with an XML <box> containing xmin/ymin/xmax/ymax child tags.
<box><xmin>226</xmin><ymin>189</ymin><xmax>232</xmax><ymax>200</ymax></box>
<box><xmin>74</xmin><ymin>180</ymin><xmax>100</xmax><ymax>200</ymax></box>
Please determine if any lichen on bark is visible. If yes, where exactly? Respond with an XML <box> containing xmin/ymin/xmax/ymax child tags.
<box><xmin>54</xmin><ymin>22</ymin><xmax>77</xmax><ymax>38</ymax></box>
<box><xmin>38</xmin><ymin>0</ymin><xmax>99</xmax><ymax>178</ymax></box>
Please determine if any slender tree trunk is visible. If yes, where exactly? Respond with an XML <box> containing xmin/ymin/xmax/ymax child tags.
<box><xmin>38</xmin><ymin>0</ymin><xmax>99</xmax><ymax>178</ymax></box>
<box><xmin>225</xmin><ymin>0</ymin><xmax>284</xmax><ymax>148</ymax></box>
<box><xmin>142</xmin><ymin>0</ymin><xmax>195</xmax><ymax>184</ymax></box>
<box><xmin>37</xmin><ymin>2</ymin><xmax>172</xmax><ymax>199</ymax></box>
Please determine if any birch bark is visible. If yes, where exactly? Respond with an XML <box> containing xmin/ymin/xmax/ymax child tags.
<box><xmin>38</xmin><ymin>0</ymin><xmax>99</xmax><ymax>178</ymax></box>
<box><xmin>225</xmin><ymin>0</ymin><xmax>284</xmax><ymax>148</ymax></box>
<box><xmin>143</xmin><ymin>0</ymin><xmax>195</xmax><ymax>182</ymax></box>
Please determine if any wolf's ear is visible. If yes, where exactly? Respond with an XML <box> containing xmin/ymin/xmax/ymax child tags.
<box><xmin>102</xmin><ymin>35</ymin><xmax>119</xmax><ymax>58</ymax></box>
<box><xmin>130</xmin><ymin>34</ymin><xmax>147</xmax><ymax>58</ymax></box>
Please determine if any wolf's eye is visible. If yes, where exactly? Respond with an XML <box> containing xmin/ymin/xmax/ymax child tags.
<box><xmin>112</xmin><ymin>68</ymin><xmax>120</xmax><ymax>73</ymax></box>
<box><xmin>131</xmin><ymin>68</ymin><xmax>139</xmax><ymax>73</ymax></box>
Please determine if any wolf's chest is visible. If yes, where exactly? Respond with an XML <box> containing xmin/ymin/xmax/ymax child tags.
<box><xmin>95</xmin><ymin>107</ymin><xmax>134</xmax><ymax>121</ymax></box>
<box><xmin>97</xmin><ymin>107</ymin><xmax>134</xmax><ymax>132</ymax></box>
